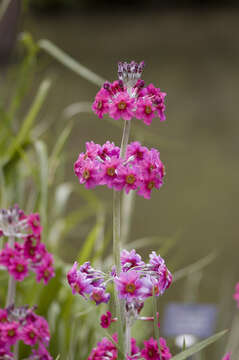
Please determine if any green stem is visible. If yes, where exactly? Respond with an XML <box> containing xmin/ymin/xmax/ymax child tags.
<box><xmin>125</xmin><ymin>317</ymin><xmax>131</xmax><ymax>357</ymax></box>
<box><xmin>113</xmin><ymin>120</ymin><xmax>131</xmax><ymax>360</ymax></box>
<box><xmin>6</xmin><ymin>236</ymin><xmax>16</xmax><ymax>307</ymax></box>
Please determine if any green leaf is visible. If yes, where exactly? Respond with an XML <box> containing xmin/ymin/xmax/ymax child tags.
<box><xmin>35</xmin><ymin>140</ymin><xmax>48</xmax><ymax>232</ymax></box>
<box><xmin>38</xmin><ymin>39</ymin><xmax>105</xmax><ymax>87</ymax></box>
<box><xmin>49</xmin><ymin>121</ymin><xmax>73</xmax><ymax>184</ymax></box>
<box><xmin>173</xmin><ymin>251</ymin><xmax>218</xmax><ymax>282</ymax></box>
<box><xmin>2</xmin><ymin>79</ymin><xmax>51</xmax><ymax>166</ymax></box>
<box><xmin>170</xmin><ymin>330</ymin><xmax>227</xmax><ymax>360</ymax></box>
<box><xmin>78</xmin><ymin>222</ymin><xmax>101</xmax><ymax>264</ymax></box>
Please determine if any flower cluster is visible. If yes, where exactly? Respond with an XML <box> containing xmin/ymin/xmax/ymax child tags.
<box><xmin>67</xmin><ymin>249</ymin><xmax>172</xmax><ymax>310</ymax></box>
<box><xmin>233</xmin><ymin>282</ymin><xmax>239</xmax><ymax>308</ymax></box>
<box><xmin>88</xmin><ymin>333</ymin><xmax>171</xmax><ymax>360</ymax></box>
<box><xmin>0</xmin><ymin>205</ymin><xmax>54</xmax><ymax>284</ymax></box>
<box><xmin>92</xmin><ymin>61</ymin><xmax>166</xmax><ymax>125</ymax></box>
<box><xmin>74</xmin><ymin>141</ymin><xmax>165</xmax><ymax>199</ymax></box>
<box><xmin>0</xmin><ymin>305</ymin><xmax>52</xmax><ymax>359</ymax></box>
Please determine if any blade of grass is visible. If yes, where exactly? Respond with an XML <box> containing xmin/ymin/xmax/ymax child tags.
<box><xmin>2</xmin><ymin>79</ymin><xmax>51</xmax><ymax>166</ymax></box>
<box><xmin>170</xmin><ymin>330</ymin><xmax>227</xmax><ymax>360</ymax></box>
<box><xmin>38</xmin><ymin>39</ymin><xmax>105</xmax><ymax>87</ymax></box>
<box><xmin>173</xmin><ymin>251</ymin><xmax>218</xmax><ymax>282</ymax></box>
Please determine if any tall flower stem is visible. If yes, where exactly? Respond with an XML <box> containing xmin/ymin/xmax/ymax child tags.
<box><xmin>113</xmin><ymin>120</ymin><xmax>131</xmax><ymax>360</ymax></box>
<box><xmin>6</xmin><ymin>235</ymin><xmax>16</xmax><ymax>307</ymax></box>
<box><xmin>125</xmin><ymin>317</ymin><xmax>131</xmax><ymax>357</ymax></box>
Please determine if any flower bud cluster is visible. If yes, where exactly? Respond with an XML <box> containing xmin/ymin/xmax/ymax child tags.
<box><xmin>74</xmin><ymin>141</ymin><xmax>165</xmax><ymax>199</ymax></box>
<box><xmin>88</xmin><ymin>333</ymin><xmax>172</xmax><ymax>360</ymax></box>
<box><xmin>0</xmin><ymin>206</ymin><xmax>54</xmax><ymax>284</ymax></box>
<box><xmin>67</xmin><ymin>249</ymin><xmax>172</xmax><ymax>308</ymax></box>
<box><xmin>0</xmin><ymin>305</ymin><xmax>52</xmax><ymax>359</ymax></box>
<box><xmin>92</xmin><ymin>61</ymin><xmax>166</xmax><ymax>125</ymax></box>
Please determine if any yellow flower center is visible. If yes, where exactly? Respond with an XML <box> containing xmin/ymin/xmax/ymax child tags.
<box><xmin>107</xmin><ymin>167</ymin><xmax>115</xmax><ymax>176</ymax></box>
<box><xmin>97</xmin><ymin>100</ymin><xmax>103</xmax><ymax>110</ymax></box>
<box><xmin>147</xmin><ymin>181</ymin><xmax>155</xmax><ymax>190</ymax></box>
<box><xmin>8</xmin><ymin>329</ymin><xmax>15</xmax><ymax>337</ymax></box>
<box><xmin>83</xmin><ymin>169</ymin><xmax>90</xmax><ymax>180</ymax></box>
<box><xmin>125</xmin><ymin>283</ymin><xmax>136</xmax><ymax>294</ymax></box>
<box><xmin>92</xmin><ymin>293</ymin><xmax>101</xmax><ymax>302</ymax></box>
<box><xmin>118</xmin><ymin>101</ymin><xmax>127</xmax><ymax>110</ymax></box>
<box><xmin>16</xmin><ymin>264</ymin><xmax>24</xmax><ymax>273</ymax></box>
<box><xmin>44</xmin><ymin>270</ymin><xmax>50</xmax><ymax>278</ymax></box>
<box><xmin>145</xmin><ymin>105</ymin><xmax>152</xmax><ymax>114</ymax></box>
<box><xmin>29</xmin><ymin>331</ymin><xmax>36</xmax><ymax>339</ymax></box>
<box><xmin>126</xmin><ymin>174</ymin><xmax>136</xmax><ymax>185</ymax></box>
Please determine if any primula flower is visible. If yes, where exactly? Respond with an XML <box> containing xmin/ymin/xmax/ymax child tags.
<box><xmin>90</xmin><ymin>287</ymin><xmax>110</xmax><ymax>305</ymax></box>
<box><xmin>121</xmin><ymin>249</ymin><xmax>145</xmax><ymax>271</ymax></box>
<box><xmin>2</xmin><ymin>321</ymin><xmax>19</xmax><ymax>345</ymax></box>
<box><xmin>8</xmin><ymin>256</ymin><xmax>29</xmax><ymax>281</ymax></box>
<box><xmin>109</xmin><ymin>93</ymin><xmax>135</xmax><ymax>121</ymax></box>
<box><xmin>74</xmin><ymin>141</ymin><xmax>165</xmax><ymax>199</ymax></box>
<box><xmin>114</xmin><ymin>271</ymin><xmax>143</xmax><ymax>300</ymax></box>
<box><xmin>92</xmin><ymin>61</ymin><xmax>167</xmax><ymax>125</ymax></box>
<box><xmin>141</xmin><ymin>337</ymin><xmax>172</xmax><ymax>360</ymax></box>
<box><xmin>100</xmin><ymin>311</ymin><xmax>113</xmax><ymax>329</ymax></box>
<box><xmin>0</xmin><ymin>305</ymin><xmax>52</xmax><ymax>358</ymax></box>
<box><xmin>0</xmin><ymin>206</ymin><xmax>55</xmax><ymax>285</ymax></box>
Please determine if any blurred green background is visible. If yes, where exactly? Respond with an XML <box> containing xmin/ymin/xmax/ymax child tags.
<box><xmin>1</xmin><ymin>1</ymin><xmax>239</xmax><ymax>359</ymax></box>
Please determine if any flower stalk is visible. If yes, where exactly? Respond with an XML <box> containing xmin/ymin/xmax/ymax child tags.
<box><xmin>6</xmin><ymin>235</ymin><xmax>16</xmax><ymax>307</ymax></box>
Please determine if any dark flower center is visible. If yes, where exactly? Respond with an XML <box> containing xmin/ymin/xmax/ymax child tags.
<box><xmin>147</xmin><ymin>181</ymin><xmax>155</xmax><ymax>190</ymax></box>
<box><xmin>16</xmin><ymin>264</ymin><xmax>24</xmax><ymax>273</ymax></box>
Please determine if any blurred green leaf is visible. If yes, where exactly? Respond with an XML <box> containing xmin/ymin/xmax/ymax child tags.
<box><xmin>35</xmin><ymin>140</ymin><xmax>48</xmax><ymax>232</ymax></box>
<box><xmin>171</xmin><ymin>330</ymin><xmax>227</xmax><ymax>360</ymax></box>
<box><xmin>38</xmin><ymin>39</ymin><xmax>105</xmax><ymax>87</ymax></box>
<box><xmin>78</xmin><ymin>222</ymin><xmax>101</xmax><ymax>264</ymax></box>
<box><xmin>2</xmin><ymin>79</ymin><xmax>51</xmax><ymax>167</ymax></box>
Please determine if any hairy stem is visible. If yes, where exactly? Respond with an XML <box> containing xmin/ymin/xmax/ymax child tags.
<box><xmin>6</xmin><ymin>235</ymin><xmax>16</xmax><ymax>307</ymax></box>
<box><xmin>113</xmin><ymin>120</ymin><xmax>131</xmax><ymax>359</ymax></box>
<box><xmin>125</xmin><ymin>318</ymin><xmax>131</xmax><ymax>357</ymax></box>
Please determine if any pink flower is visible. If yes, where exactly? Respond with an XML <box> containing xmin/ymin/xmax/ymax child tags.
<box><xmin>77</xmin><ymin>160</ymin><xmax>101</xmax><ymax>189</ymax></box>
<box><xmin>35</xmin><ymin>253</ymin><xmax>55</xmax><ymax>284</ymax></box>
<box><xmin>92</xmin><ymin>89</ymin><xmax>110</xmax><ymax>119</ymax></box>
<box><xmin>141</xmin><ymin>338</ymin><xmax>161</xmax><ymax>360</ymax></box>
<box><xmin>126</xmin><ymin>141</ymin><xmax>148</xmax><ymax>162</ymax></box>
<box><xmin>109</xmin><ymin>93</ymin><xmax>135</xmax><ymax>121</ymax></box>
<box><xmin>100</xmin><ymin>157</ymin><xmax>122</xmax><ymax>188</ymax></box>
<box><xmin>135</xmin><ymin>98</ymin><xmax>156</xmax><ymax>125</ymax></box>
<box><xmin>21</xmin><ymin>324</ymin><xmax>38</xmax><ymax>346</ymax></box>
<box><xmin>100</xmin><ymin>311</ymin><xmax>113</xmax><ymax>328</ymax></box>
<box><xmin>137</xmin><ymin>174</ymin><xmax>163</xmax><ymax>199</ymax></box>
<box><xmin>8</xmin><ymin>256</ymin><xmax>29</xmax><ymax>281</ymax></box>
<box><xmin>114</xmin><ymin>165</ymin><xmax>141</xmax><ymax>193</ymax></box>
<box><xmin>0</xmin><ymin>309</ymin><xmax>8</xmax><ymax>324</ymax></box>
<box><xmin>114</xmin><ymin>271</ymin><xmax>143</xmax><ymax>300</ymax></box>
<box><xmin>2</xmin><ymin>322</ymin><xmax>19</xmax><ymax>345</ymax></box>
<box><xmin>121</xmin><ymin>249</ymin><xmax>145</xmax><ymax>271</ymax></box>
<box><xmin>90</xmin><ymin>288</ymin><xmax>110</xmax><ymax>305</ymax></box>
<box><xmin>27</xmin><ymin>213</ymin><xmax>42</xmax><ymax>237</ymax></box>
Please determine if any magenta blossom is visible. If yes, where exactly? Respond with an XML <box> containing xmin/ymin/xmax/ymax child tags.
<box><xmin>92</xmin><ymin>61</ymin><xmax>167</xmax><ymax>125</ymax></box>
<box><xmin>141</xmin><ymin>337</ymin><xmax>172</xmax><ymax>360</ymax></box>
<box><xmin>100</xmin><ymin>311</ymin><xmax>113</xmax><ymax>329</ymax></box>
<box><xmin>8</xmin><ymin>256</ymin><xmax>29</xmax><ymax>281</ymax></box>
<box><xmin>74</xmin><ymin>141</ymin><xmax>165</xmax><ymax>199</ymax></box>
<box><xmin>114</xmin><ymin>271</ymin><xmax>143</xmax><ymax>300</ymax></box>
